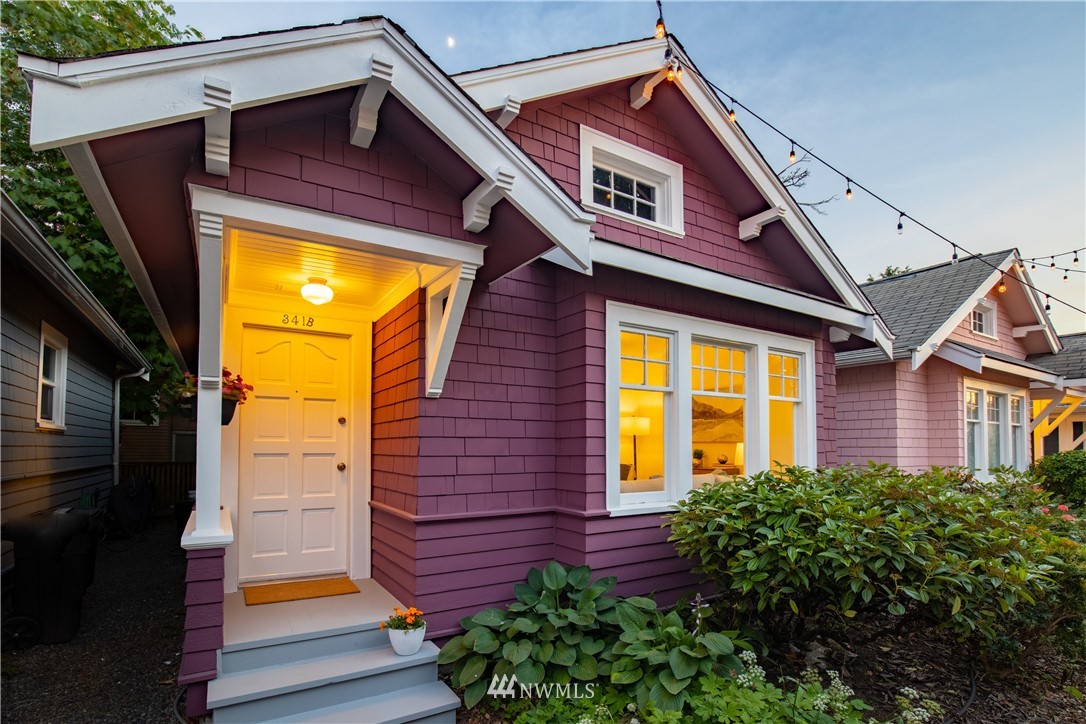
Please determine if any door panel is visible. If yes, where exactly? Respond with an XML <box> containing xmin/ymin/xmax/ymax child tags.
<box><xmin>238</xmin><ymin>326</ymin><xmax>350</xmax><ymax>582</ymax></box>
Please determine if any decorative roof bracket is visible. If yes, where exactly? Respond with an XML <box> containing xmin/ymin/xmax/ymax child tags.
<box><xmin>203</xmin><ymin>77</ymin><xmax>232</xmax><ymax>176</ymax></box>
<box><xmin>350</xmin><ymin>54</ymin><xmax>394</xmax><ymax>148</ymax></box>
<box><xmin>463</xmin><ymin>167</ymin><xmax>515</xmax><ymax>232</ymax></box>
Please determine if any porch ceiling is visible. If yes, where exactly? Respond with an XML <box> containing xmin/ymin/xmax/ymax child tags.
<box><xmin>228</xmin><ymin>229</ymin><xmax>433</xmax><ymax>313</ymax></box>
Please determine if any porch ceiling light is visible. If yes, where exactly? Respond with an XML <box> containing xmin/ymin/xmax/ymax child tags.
<box><xmin>301</xmin><ymin>277</ymin><xmax>333</xmax><ymax>305</ymax></box>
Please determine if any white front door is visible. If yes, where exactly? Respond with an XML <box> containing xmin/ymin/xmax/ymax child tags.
<box><xmin>237</xmin><ymin>326</ymin><xmax>351</xmax><ymax>582</ymax></box>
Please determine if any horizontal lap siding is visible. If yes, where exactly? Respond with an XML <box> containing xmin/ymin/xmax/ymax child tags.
<box><xmin>179</xmin><ymin>547</ymin><xmax>225</xmax><ymax>718</ymax></box>
<box><xmin>837</xmin><ymin>362</ymin><xmax>901</xmax><ymax>465</ymax></box>
<box><xmin>506</xmin><ymin>86</ymin><xmax>798</xmax><ymax>288</ymax></box>
<box><xmin>2</xmin><ymin>261</ymin><xmax>119</xmax><ymax>541</ymax></box>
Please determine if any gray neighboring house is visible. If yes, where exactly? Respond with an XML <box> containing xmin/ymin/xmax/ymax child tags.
<box><xmin>1</xmin><ymin>191</ymin><xmax>149</xmax><ymax>570</ymax></box>
<box><xmin>1028</xmin><ymin>333</ymin><xmax>1086</xmax><ymax>456</ymax></box>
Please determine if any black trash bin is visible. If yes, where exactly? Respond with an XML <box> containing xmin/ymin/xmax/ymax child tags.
<box><xmin>1</xmin><ymin>508</ymin><xmax>99</xmax><ymax>647</ymax></box>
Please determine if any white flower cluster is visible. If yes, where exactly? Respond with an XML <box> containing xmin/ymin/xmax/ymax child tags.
<box><xmin>895</xmin><ymin>687</ymin><xmax>943</xmax><ymax>723</ymax></box>
<box><xmin>735</xmin><ymin>649</ymin><xmax>766</xmax><ymax>688</ymax></box>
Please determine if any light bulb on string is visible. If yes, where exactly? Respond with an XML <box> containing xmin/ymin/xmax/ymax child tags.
<box><xmin>1050</xmin><ymin>256</ymin><xmax>1056</xmax><ymax>269</ymax></box>
<box><xmin>845</xmin><ymin>179</ymin><xmax>853</xmax><ymax>200</ymax></box>
<box><xmin>1075</xmin><ymin>253</ymin><xmax>1080</xmax><ymax>267</ymax></box>
<box><xmin>1045</xmin><ymin>295</ymin><xmax>1051</xmax><ymax>312</ymax></box>
<box><xmin>951</xmin><ymin>245</ymin><xmax>959</xmax><ymax>264</ymax></box>
<box><xmin>896</xmin><ymin>213</ymin><xmax>904</xmax><ymax>235</ymax></box>
<box><xmin>676</xmin><ymin>64</ymin><xmax>682</xmax><ymax>80</ymax></box>
<box><xmin>667</xmin><ymin>66</ymin><xmax>675</xmax><ymax>82</ymax></box>
<box><xmin>728</xmin><ymin>105</ymin><xmax>737</xmax><ymax>123</ymax></box>
<box><xmin>789</xmin><ymin>141</ymin><xmax>797</xmax><ymax>165</ymax></box>
<box><xmin>1031</xmin><ymin>262</ymin><xmax>1037</xmax><ymax>272</ymax></box>
<box><xmin>656</xmin><ymin>17</ymin><xmax>666</xmax><ymax>39</ymax></box>
<box><xmin>997</xmin><ymin>274</ymin><xmax>1007</xmax><ymax>293</ymax></box>
<box><xmin>1064</xmin><ymin>271</ymin><xmax>1069</xmax><ymax>283</ymax></box>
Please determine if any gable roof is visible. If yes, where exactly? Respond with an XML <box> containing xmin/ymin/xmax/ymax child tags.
<box><xmin>1029</xmin><ymin>333</ymin><xmax>1086</xmax><ymax>382</ymax></box>
<box><xmin>1</xmin><ymin>191</ymin><xmax>149</xmax><ymax>373</ymax></box>
<box><xmin>454</xmin><ymin>37</ymin><xmax>887</xmax><ymax>325</ymax></box>
<box><xmin>837</xmin><ymin>250</ymin><xmax>1059</xmax><ymax>369</ymax></box>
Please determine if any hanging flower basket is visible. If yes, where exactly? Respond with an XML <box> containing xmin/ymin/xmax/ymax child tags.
<box><xmin>167</xmin><ymin>368</ymin><xmax>253</xmax><ymax>425</ymax></box>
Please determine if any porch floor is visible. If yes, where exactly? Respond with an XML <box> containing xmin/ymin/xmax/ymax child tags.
<box><xmin>223</xmin><ymin>578</ymin><xmax>402</xmax><ymax>649</ymax></box>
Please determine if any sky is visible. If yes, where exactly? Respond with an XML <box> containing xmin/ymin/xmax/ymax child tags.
<box><xmin>168</xmin><ymin>1</ymin><xmax>1086</xmax><ymax>334</ymax></box>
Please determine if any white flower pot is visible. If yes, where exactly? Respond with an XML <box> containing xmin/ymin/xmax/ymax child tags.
<box><xmin>389</xmin><ymin>624</ymin><xmax>426</xmax><ymax>656</ymax></box>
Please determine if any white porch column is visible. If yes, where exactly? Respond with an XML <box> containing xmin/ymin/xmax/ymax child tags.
<box><xmin>183</xmin><ymin>210</ymin><xmax>233</xmax><ymax>547</ymax></box>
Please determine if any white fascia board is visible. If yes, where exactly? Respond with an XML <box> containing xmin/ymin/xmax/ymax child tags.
<box><xmin>982</xmin><ymin>358</ymin><xmax>1063</xmax><ymax>387</ymax></box>
<box><xmin>454</xmin><ymin>39</ymin><xmax>669</xmax><ymax>111</ymax></box>
<box><xmin>1012</xmin><ymin>260</ymin><xmax>1061</xmax><ymax>353</ymax></box>
<box><xmin>932</xmin><ymin>343</ymin><xmax>984</xmax><ymax>373</ymax></box>
<box><xmin>63</xmin><ymin>142</ymin><xmax>185</xmax><ymax>369</ymax></box>
<box><xmin>1</xmin><ymin>190</ymin><xmax>150</xmax><ymax>372</ymax></box>
<box><xmin>911</xmin><ymin>255</ymin><xmax>1013</xmax><ymax>370</ymax></box>
<box><xmin>23</xmin><ymin>20</ymin><xmax>594</xmax><ymax>272</ymax></box>
<box><xmin>591</xmin><ymin>240</ymin><xmax>883</xmax><ymax>342</ymax></box>
<box><xmin>189</xmin><ymin>186</ymin><xmax>485</xmax><ymax>269</ymax></box>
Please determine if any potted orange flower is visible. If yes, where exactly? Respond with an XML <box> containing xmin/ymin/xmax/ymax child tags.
<box><xmin>380</xmin><ymin>606</ymin><xmax>426</xmax><ymax>655</ymax></box>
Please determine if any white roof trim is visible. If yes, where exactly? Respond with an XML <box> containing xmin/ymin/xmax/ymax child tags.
<box><xmin>934</xmin><ymin>341</ymin><xmax>1063</xmax><ymax>387</ymax></box>
<box><xmin>20</xmin><ymin>19</ymin><xmax>594</xmax><ymax>271</ymax></box>
<box><xmin>912</xmin><ymin>253</ymin><xmax>1059</xmax><ymax>370</ymax></box>
<box><xmin>455</xmin><ymin>39</ymin><xmax>887</xmax><ymax>331</ymax></box>
<box><xmin>1</xmin><ymin>189</ymin><xmax>149</xmax><ymax>372</ymax></box>
<box><xmin>590</xmin><ymin>239</ymin><xmax>892</xmax><ymax>356</ymax></box>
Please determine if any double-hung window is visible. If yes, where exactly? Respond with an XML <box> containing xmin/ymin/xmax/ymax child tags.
<box><xmin>964</xmin><ymin>381</ymin><xmax>1027</xmax><ymax>478</ymax></box>
<box><xmin>970</xmin><ymin>300</ymin><xmax>996</xmax><ymax>338</ymax></box>
<box><xmin>580</xmin><ymin>126</ymin><xmax>684</xmax><ymax>236</ymax></box>
<box><xmin>37</xmin><ymin>322</ymin><xmax>68</xmax><ymax>429</ymax></box>
<box><xmin>607</xmin><ymin>303</ymin><xmax>814</xmax><ymax>514</ymax></box>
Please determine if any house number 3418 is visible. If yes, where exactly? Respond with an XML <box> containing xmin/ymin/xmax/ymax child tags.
<box><xmin>282</xmin><ymin>314</ymin><xmax>315</xmax><ymax>327</ymax></box>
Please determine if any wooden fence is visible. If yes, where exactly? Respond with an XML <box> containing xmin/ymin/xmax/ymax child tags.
<box><xmin>119</xmin><ymin>462</ymin><xmax>196</xmax><ymax>514</ymax></box>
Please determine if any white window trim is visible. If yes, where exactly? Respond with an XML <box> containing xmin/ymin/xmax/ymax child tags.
<box><xmin>970</xmin><ymin>299</ymin><xmax>997</xmax><ymax>340</ymax></box>
<box><xmin>963</xmin><ymin>378</ymin><xmax>1028</xmax><ymax>479</ymax></box>
<box><xmin>36</xmin><ymin>321</ymin><xmax>68</xmax><ymax>430</ymax></box>
<box><xmin>580</xmin><ymin>125</ymin><xmax>684</xmax><ymax>238</ymax></box>
<box><xmin>605</xmin><ymin>302</ymin><xmax>816</xmax><ymax>516</ymax></box>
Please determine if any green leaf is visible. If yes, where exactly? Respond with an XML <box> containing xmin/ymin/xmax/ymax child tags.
<box><xmin>789</xmin><ymin>599</ymin><xmax>800</xmax><ymax>615</ymax></box>
<box><xmin>658</xmin><ymin>667</ymin><xmax>692</xmax><ymax>695</ymax></box>
<box><xmin>569</xmin><ymin>652</ymin><xmax>599</xmax><ymax>680</ymax></box>
<box><xmin>579</xmin><ymin>637</ymin><xmax>606</xmax><ymax>656</ymax></box>
<box><xmin>437</xmin><ymin>636</ymin><xmax>469</xmax><ymax>664</ymax></box>
<box><xmin>624</xmin><ymin>595</ymin><xmax>658</xmax><ymax>610</ymax></box>
<box><xmin>515</xmin><ymin>659</ymin><xmax>546</xmax><ymax>684</ymax></box>
<box><xmin>458</xmin><ymin>655</ymin><xmax>487</xmax><ymax>686</ymax></box>
<box><xmin>512</xmin><ymin>616</ymin><xmax>540</xmax><ymax>633</ymax></box>
<box><xmin>463</xmin><ymin>677</ymin><xmax>488</xmax><ymax>709</ymax></box>
<box><xmin>566</xmin><ymin>565</ymin><xmax>592</xmax><ymax>589</ymax></box>
<box><xmin>698</xmin><ymin>632</ymin><xmax>734</xmax><ymax>657</ymax></box>
<box><xmin>542</xmin><ymin>561</ymin><xmax>568</xmax><ymax>591</ymax></box>
<box><xmin>551</xmin><ymin>641</ymin><xmax>577</xmax><ymax>667</ymax></box>
<box><xmin>469</xmin><ymin>628</ymin><xmax>499</xmax><ymax>654</ymax></box>
<box><xmin>649</xmin><ymin>680</ymin><xmax>686</xmax><ymax>711</ymax></box>
<box><xmin>611</xmin><ymin>666</ymin><xmax>644</xmax><ymax>685</ymax></box>
<box><xmin>888</xmin><ymin>601</ymin><xmax>906</xmax><ymax>616</ymax></box>
<box><xmin>470</xmin><ymin>608</ymin><xmax>506</xmax><ymax>627</ymax></box>
<box><xmin>669</xmin><ymin>648</ymin><xmax>699</xmax><ymax>679</ymax></box>
<box><xmin>513</xmin><ymin>583</ymin><xmax>540</xmax><ymax>605</ymax></box>
<box><xmin>951</xmin><ymin>595</ymin><xmax>962</xmax><ymax>615</ymax></box>
<box><xmin>527</xmin><ymin>566</ymin><xmax>544</xmax><ymax>592</ymax></box>
<box><xmin>616</xmin><ymin>602</ymin><xmax>647</xmax><ymax>631</ymax></box>
<box><xmin>502</xmin><ymin>640</ymin><xmax>531</xmax><ymax>666</ymax></box>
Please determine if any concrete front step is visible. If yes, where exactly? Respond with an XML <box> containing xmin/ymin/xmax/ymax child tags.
<box><xmin>271</xmin><ymin>681</ymin><xmax>460</xmax><ymax>723</ymax></box>
<box><xmin>219</xmin><ymin>623</ymin><xmax>387</xmax><ymax>674</ymax></box>
<box><xmin>208</xmin><ymin>641</ymin><xmax>454</xmax><ymax>723</ymax></box>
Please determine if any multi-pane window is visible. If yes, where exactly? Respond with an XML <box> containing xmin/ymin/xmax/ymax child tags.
<box><xmin>768</xmin><ymin>353</ymin><xmax>801</xmax><ymax>469</ymax></box>
<box><xmin>691</xmin><ymin>341</ymin><xmax>747</xmax><ymax>476</ymax></box>
<box><xmin>964</xmin><ymin>384</ymin><xmax>1027</xmax><ymax>478</ymax></box>
<box><xmin>37</xmin><ymin>322</ymin><xmax>68</xmax><ymax>428</ymax></box>
<box><xmin>608</xmin><ymin>304</ymin><xmax>813</xmax><ymax>513</ymax></box>
<box><xmin>971</xmin><ymin>303</ymin><xmax>995</xmax><ymax>337</ymax></box>
<box><xmin>965</xmin><ymin>389</ymin><xmax>980</xmax><ymax>470</ymax></box>
<box><xmin>618</xmin><ymin>328</ymin><xmax>672</xmax><ymax>499</ymax></box>
<box><xmin>592</xmin><ymin>166</ymin><xmax>656</xmax><ymax>222</ymax></box>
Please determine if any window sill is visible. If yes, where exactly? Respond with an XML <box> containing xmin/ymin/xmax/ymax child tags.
<box><xmin>586</xmin><ymin>202</ymin><xmax>685</xmax><ymax>239</ymax></box>
<box><xmin>36</xmin><ymin>422</ymin><xmax>66</xmax><ymax>432</ymax></box>
<box><xmin>973</xmin><ymin>331</ymin><xmax>998</xmax><ymax>341</ymax></box>
<box><xmin>608</xmin><ymin>502</ymin><xmax>676</xmax><ymax>517</ymax></box>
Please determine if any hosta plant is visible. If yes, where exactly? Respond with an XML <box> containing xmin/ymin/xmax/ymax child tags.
<box><xmin>438</xmin><ymin>562</ymin><xmax>625</xmax><ymax>707</ymax></box>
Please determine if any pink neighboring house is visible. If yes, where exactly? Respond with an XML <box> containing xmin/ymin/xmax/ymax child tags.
<box><xmin>21</xmin><ymin>19</ymin><xmax>893</xmax><ymax>721</ymax></box>
<box><xmin>837</xmin><ymin>250</ymin><xmax>1078</xmax><ymax>479</ymax></box>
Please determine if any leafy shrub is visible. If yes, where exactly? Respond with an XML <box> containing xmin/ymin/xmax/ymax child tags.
<box><xmin>667</xmin><ymin>464</ymin><xmax>1059</xmax><ymax>643</ymax></box>
<box><xmin>1033</xmin><ymin>450</ymin><xmax>1086</xmax><ymax>505</ymax></box>
<box><xmin>439</xmin><ymin>562</ymin><xmax>622</xmax><ymax>707</ymax></box>
<box><xmin>603</xmin><ymin>604</ymin><xmax>744</xmax><ymax>712</ymax></box>
<box><xmin>438</xmin><ymin>561</ymin><xmax>746</xmax><ymax>712</ymax></box>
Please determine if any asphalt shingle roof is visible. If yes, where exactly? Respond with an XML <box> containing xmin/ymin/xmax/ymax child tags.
<box><xmin>1028</xmin><ymin>333</ymin><xmax>1086</xmax><ymax>379</ymax></box>
<box><xmin>837</xmin><ymin>250</ymin><xmax>1013</xmax><ymax>365</ymax></box>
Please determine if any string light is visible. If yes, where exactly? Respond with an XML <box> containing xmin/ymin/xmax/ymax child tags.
<box><xmin>951</xmin><ymin>245</ymin><xmax>959</xmax><ymax>264</ymax></box>
<box><xmin>1045</xmin><ymin>295</ymin><xmax>1052</xmax><ymax>312</ymax></box>
<box><xmin>845</xmin><ymin>179</ymin><xmax>853</xmax><ymax>200</ymax></box>
<box><xmin>687</xmin><ymin>53</ymin><xmax>1085</xmax><ymax>316</ymax></box>
<box><xmin>1050</xmin><ymin>256</ymin><xmax>1056</xmax><ymax>269</ymax></box>
<box><xmin>997</xmin><ymin>274</ymin><xmax>1007</xmax><ymax>293</ymax></box>
<box><xmin>1031</xmin><ymin>262</ymin><xmax>1037</xmax><ymax>271</ymax></box>
<box><xmin>655</xmin><ymin>0</ymin><xmax>666</xmax><ymax>38</ymax></box>
<box><xmin>1075</xmin><ymin>253</ymin><xmax>1080</xmax><ymax>267</ymax></box>
<box><xmin>789</xmin><ymin>141</ymin><xmax>797</xmax><ymax>165</ymax></box>
<box><xmin>1064</xmin><ymin>272</ymin><xmax>1069</xmax><ymax>283</ymax></box>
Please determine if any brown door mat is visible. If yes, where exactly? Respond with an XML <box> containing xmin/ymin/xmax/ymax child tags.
<box><xmin>242</xmin><ymin>577</ymin><xmax>360</xmax><ymax>606</ymax></box>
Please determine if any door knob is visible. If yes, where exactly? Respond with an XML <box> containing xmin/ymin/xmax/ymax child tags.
<box><xmin>337</xmin><ymin>462</ymin><xmax>346</xmax><ymax>472</ymax></box>
<box><xmin>338</xmin><ymin>417</ymin><xmax>347</xmax><ymax>425</ymax></box>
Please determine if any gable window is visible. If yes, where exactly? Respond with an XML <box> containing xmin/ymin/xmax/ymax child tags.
<box><xmin>964</xmin><ymin>381</ymin><xmax>1027</xmax><ymax>478</ymax></box>
<box><xmin>970</xmin><ymin>300</ymin><xmax>996</xmax><ymax>338</ymax></box>
<box><xmin>37</xmin><ymin>322</ymin><xmax>68</xmax><ymax>429</ymax></box>
<box><xmin>580</xmin><ymin>126</ymin><xmax>683</xmax><ymax>237</ymax></box>
<box><xmin>607</xmin><ymin>303</ymin><xmax>814</xmax><ymax>515</ymax></box>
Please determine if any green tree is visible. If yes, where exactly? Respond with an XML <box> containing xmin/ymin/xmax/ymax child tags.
<box><xmin>2</xmin><ymin>1</ymin><xmax>201</xmax><ymax>417</ymax></box>
<box><xmin>865</xmin><ymin>264</ymin><xmax>912</xmax><ymax>282</ymax></box>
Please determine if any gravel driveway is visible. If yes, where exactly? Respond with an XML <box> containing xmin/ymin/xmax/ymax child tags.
<box><xmin>2</xmin><ymin>517</ymin><xmax>188</xmax><ymax>723</ymax></box>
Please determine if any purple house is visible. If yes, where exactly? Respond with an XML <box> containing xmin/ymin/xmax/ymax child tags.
<box><xmin>21</xmin><ymin>20</ymin><xmax>890</xmax><ymax>721</ymax></box>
